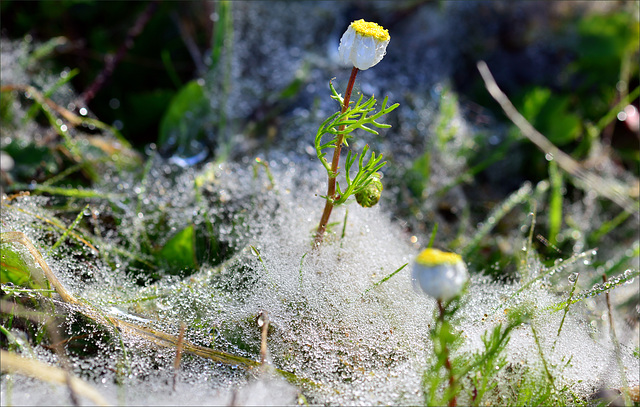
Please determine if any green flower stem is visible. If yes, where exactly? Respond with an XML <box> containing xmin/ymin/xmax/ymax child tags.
<box><xmin>438</xmin><ymin>299</ymin><xmax>457</xmax><ymax>407</ymax></box>
<box><xmin>315</xmin><ymin>67</ymin><xmax>359</xmax><ymax>245</ymax></box>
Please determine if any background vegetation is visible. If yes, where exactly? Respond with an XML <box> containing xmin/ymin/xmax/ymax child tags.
<box><xmin>1</xmin><ymin>1</ymin><xmax>638</xmax><ymax>405</ymax></box>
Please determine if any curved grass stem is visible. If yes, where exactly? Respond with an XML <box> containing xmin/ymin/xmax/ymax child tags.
<box><xmin>1</xmin><ymin>231</ymin><xmax>316</xmax><ymax>389</ymax></box>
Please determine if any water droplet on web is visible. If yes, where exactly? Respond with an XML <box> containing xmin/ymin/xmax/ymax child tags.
<box><xmin>568</xmin><ymin>272</ymin><xmax>578</xmax><ymax>283</ymax></box>
<box><xmin>145</xmin><ymin>143</ymin><xmax>157</xmax><ymax>156</ymax></box>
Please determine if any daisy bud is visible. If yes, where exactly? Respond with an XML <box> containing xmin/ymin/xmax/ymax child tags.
<box><xmin>412</xmin><ymin>248</ymin><xmax>468</xmax><ymax>302</ymax></box>
<box><xmin>338</xmin><ymin>19</ymin><xmax>390</xmax><ymax>70</ymax></box>
<box><xmin>355</xmin><ymin>173</ymin><xmax>383</xmax><ymax>208</ymax></box>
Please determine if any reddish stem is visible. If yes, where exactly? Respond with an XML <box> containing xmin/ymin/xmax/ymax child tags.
<box><xmin>78</xmin><ymin>1</ymin><xmax>158</xmax><ymax>106</ymax></box>
<box><xmin>314</xmin><ymin>67</ymin><xmax>359</xmax><ymax>245</ymax></box>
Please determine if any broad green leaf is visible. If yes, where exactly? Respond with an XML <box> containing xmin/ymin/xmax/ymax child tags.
<box><xmin>538</xmin><ymin>95</ymin><xmax>581</xmax><ymax>145</ymax></box>
<box><xmin>517</xmin><ymin>87</ymin><xmax>581</xmax><ymax>146</ymax></box>
<box><xmin>521</xmin><ymin>87</ymin><xmax>550</xmax><ymax>121</ymax></box>
<box><xmin>1</xmin><ymin>244</ymin><xmax>37</xmax><ymax>287</ymax></box>
<box><xmin>577</xmin><ymin>12</ymin><xmax>639</xmax><ymax>68</ymax></box>
<box><xmin>157</xmin><ymin>224</ymin><xmax>197</xmax><ymax>273</ymax></box>
<box><xmin>158</xmin><ymin>80</ymin><xmax>210</xmax><ymax>150</ymax></box>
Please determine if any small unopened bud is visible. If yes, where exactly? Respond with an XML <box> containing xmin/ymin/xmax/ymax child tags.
<box><xmin>412</xmin><ymin>248</ymin><xmax>468</xmax><ymax>302</ymax></box>
<box><xmin>356</xmin><ymin>173</ymin><xmax>383</xmax><ymax>208</ymax></box>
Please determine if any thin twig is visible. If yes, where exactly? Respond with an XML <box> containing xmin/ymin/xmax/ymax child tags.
<box><xmin>173</xmin><ymin>322</ymin><xmax>186</xmax><ymax>391</ymax></box>
<box><xmin>171</xmin><ymin>11</ymin><xmax>206</xmax><ymax>76</ymax></box>
<box><xmin>258</xmin><ymin>311</ymin><xmax>270</xmax><ymax>366</ymax></box>
<box><xmin>1</xmin><ymin>350</ymin><xmax>110</xmax><ymax>406</ymax></box>
<box><xmin>1</xmin><ymin>84</ymin><xmax>133</xmax><ymax>147</ymax></box>
<box><xmin>476</xmin><ymin>61</ymin><xmax>638</xmax><ymax>218</ymax></box>
<box><xmin>78</xmin><ymin>1</ymin><xmax>159</xmax><ymax>105</ymax></box>
<box><xmin>1</xmin><ymin>84</ymin><xmax>83</xmax><ymax>126</ymax></box>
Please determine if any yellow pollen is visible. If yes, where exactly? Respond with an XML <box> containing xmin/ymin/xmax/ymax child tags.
<box><xmin>416</xmin><ymin>248</ymin><xmax>462</xmax><ymax>267</ymax></box>
<box><xmin>350</xmin><ymin>19</ymin><xmax>390</xmax><ymax>42</ymax></box>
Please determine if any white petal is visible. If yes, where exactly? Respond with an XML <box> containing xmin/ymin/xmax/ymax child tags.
<box><xmin>338</xmin><ymin>26</ymin><xmax>356</xmax><ymax>66</ymax></box>
<box><xmin>412</xmin><ymin>261</ymin><xmax>468</xmax><ymax>302</ymax></box>
<box><xmin>375</xmin><ymin>39</ymin><xmax>389</xmax><ymax>65</ymax></box>
<box><xmin>354</xmin><ymin>35</ymin><xmax>376</xmax><ymax>70</ymax></box>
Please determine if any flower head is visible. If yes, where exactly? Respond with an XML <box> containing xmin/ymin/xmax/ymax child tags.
<box><xmin>412</xmin><ymin>248</ymin><xmax>468</xmax><ymax>302</ymax></box>
<box><xmin>338</xmin><ymin>19</ymin><xmax>390</xmax><ymax>70</ymax></box>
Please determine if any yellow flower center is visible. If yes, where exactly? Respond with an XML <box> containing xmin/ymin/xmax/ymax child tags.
<box><xmin>416</xmin><ymin>248</ymin><xmax>462</xmax><ymax>267</ymax></box>
<box><xmin>350</xmin><ymin>19</ymin><xmax>390</xmax><ymax>42</ymax></box>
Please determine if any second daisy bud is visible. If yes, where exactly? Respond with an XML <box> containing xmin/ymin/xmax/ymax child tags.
<box><xmin>412</xmin><ymin>248</ymin><xmax>469</xmax><ymax>302</ymax></box>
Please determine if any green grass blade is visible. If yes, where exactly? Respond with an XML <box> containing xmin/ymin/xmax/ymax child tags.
<box><xmin>10</xmin><ymin>184</ymin><xmax>126</xmax><ymax>200</ymax></box>
<box><xmin>363</xmin><ymin>263</ymin><xmax>409</xmax><ymax>294</ymax></box>
<box><xmin>47</xmin><ymin>204</ymin><xmax>89</xmax><ymax>256</ymax></box>
<box><xmin>427</xmin><ymin>223</ymin><xmax>438</xmax><ymax>249</ymax></box>
<box><xmin>588</xmin><ymin>210</ymin><xmax>631</xmax><ymax>246</ymax></box>
<box><xmin>589</xmin><ymin>240</ymin><xmax>639</xmax><ymax>286</ymax></box>
<box><xmin>462</xmin><ymin>181</ymin><xmax>532</xmax><ymax>258</ymax></box>
<box><xmin>23</xmin><ymin>68</ymin><xmax>79</xmax><ymax>123</ymax></box>
<box><xmin>548</xmin><ymin>160</ymin><xmax>563</xmax><ymax>246</ymax></box>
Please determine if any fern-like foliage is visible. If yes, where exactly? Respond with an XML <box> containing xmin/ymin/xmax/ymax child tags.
<box><xmin>314</xmin><ymin>81</ymin><xmax>398</xmax><ymax>205</ymax></box>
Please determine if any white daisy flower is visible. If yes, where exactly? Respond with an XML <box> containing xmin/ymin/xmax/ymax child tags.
<box><xmin>338</xmin><ymin>19</ymin><xmax>390</xmax><ymax>70</ymax></box>
<box><xmin>412</xmin><ymin>248</ymin><xmax>469</xmax><ymax>302</ymax></box>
